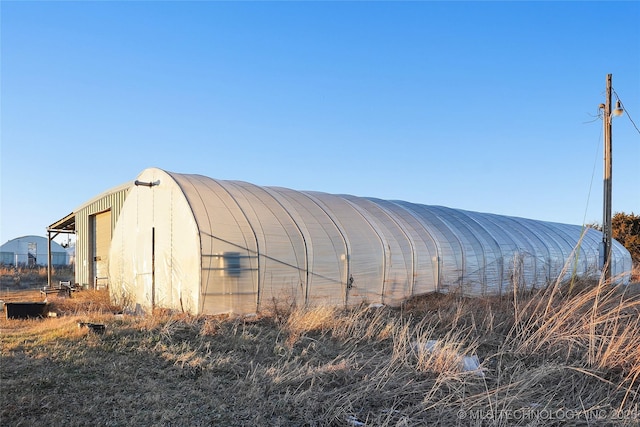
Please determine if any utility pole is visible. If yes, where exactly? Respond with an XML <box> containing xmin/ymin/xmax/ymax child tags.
<box><xmin>600</xmin><ymin>74</ymin><xmax>624</xmax><ymax>282</ymax></box>
<box><xmin>602</xmin><ymin>74</ymin><xmax>613</xmax><ymax>283</ymax></box>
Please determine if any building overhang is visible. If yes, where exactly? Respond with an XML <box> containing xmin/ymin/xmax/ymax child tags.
<box><xmin>47</xmin><ymin>212</ymin><xmax>76</xmax><ymax>237</ymax></box>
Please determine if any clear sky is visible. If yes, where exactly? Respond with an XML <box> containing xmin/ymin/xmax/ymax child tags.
<box><xmin>1</xmin><ymin>1</ymin><xmax>639</xmax><ymax>245</ymax></box>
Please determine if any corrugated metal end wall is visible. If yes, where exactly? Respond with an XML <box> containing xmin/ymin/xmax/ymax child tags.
<box><xmin>75</xmin><ymin>186</ymin><xmax>130</xmax><ymax>288</ymax></box>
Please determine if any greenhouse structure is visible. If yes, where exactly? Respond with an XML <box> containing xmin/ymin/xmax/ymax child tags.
<box><xmin>106</xmin><ymin>168</ymin><xmax>632</xmax><ymax>316</ymax></box>
<box><xmin>0</xmin><ymin>235</ymin><xmax>69</xmax><ymax>267</ymax></box>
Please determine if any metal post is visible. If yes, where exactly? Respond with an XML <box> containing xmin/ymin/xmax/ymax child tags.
<box><xmin>151</xmin><ymin>227</ymin><xmax>155</xmax><ymax>309</ymax></box>
<box><xmin>47</xmin><ymin>230</ymin><xmax>52</xmax><ymax>288</ymax></box>
<box><xmin>602</xmin><ymin>74</ymin><xmax>613</xmax><ymax>282</ymax></box>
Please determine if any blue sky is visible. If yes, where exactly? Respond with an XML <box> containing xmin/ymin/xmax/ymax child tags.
<box><xmin>1</xmin><ymin>1</ymin><xmax>639</xmax><ymax>245</ymax></box>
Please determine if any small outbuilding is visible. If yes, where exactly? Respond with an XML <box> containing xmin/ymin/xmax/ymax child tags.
<box><xmin>47</xmin><ymin>182</ymin><xmax>130</xmax><ymax>289</ymax></box>
<box><xmin>105</xmin><ymin>168</ymin><xmax>632</xmax><ymax>316</ymax></box>
<box><xmin>0</xmin><ymin>235</ymin><xmax>68</xmax><ymax>267</ymax></box>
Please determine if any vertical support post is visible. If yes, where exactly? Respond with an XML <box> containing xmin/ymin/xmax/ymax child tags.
<box><xmin>151</xmin><ymin>227</ymin><xmax>156</xmax><ymax>309</ymax></box>
<box><xmin>47</xmin><ymin>230</ymin><xmax>52</xmax><ymax>289</ymax></box>
<box><xmin>602</xmin><ymin>74</ymin><xmax>613</xmax><ymax>282</ymax></box>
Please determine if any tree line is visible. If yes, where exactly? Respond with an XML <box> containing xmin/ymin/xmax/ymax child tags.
<box><xmin>589</xmin><ymin>212</ymin><xmax>640</xmax><ymax>265</ymax></box>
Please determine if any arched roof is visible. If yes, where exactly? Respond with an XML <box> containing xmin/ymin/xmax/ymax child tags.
<box><xmin>108</xmin><ymin>168</ymin><xmax>633</xmax><ymax>315</ymax></box>
<box><xmin>1</xmin><ymin>235</ymin><xmax>66</xmax><ymax>253</ymax></box>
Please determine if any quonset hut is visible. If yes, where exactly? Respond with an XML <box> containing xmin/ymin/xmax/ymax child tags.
<box><xmin>0</xmin><ymin>235</ymin><xmax>68</xmax><ymax>267</ymax></box>
<box><xmin>106</xmin><ymin>168</ymin><xmax>632</xmax><ymax>315</ymax></box>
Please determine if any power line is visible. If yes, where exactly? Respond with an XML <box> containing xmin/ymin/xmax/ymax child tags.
<box><xmin>582</xmin><ymin>121</ymin><xmax>602</xmax><ymax>227</ymax></box>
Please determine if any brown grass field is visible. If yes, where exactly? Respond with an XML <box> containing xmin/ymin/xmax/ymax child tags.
<box><xmin>2</xmin><ymin>273</ymin><xmax>640</xmax><ymax>426</ymax></box>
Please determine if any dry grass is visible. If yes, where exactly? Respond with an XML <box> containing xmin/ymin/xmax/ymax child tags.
<box><xmin>0</xmin><ymin>265</ymin><xmax>74</xmax><ymax>289</ymax></box>
<box><xmin>2</xmin><ymin>276</ymin><xmax>640</xmax><ymax>426</ymax></box>
<box><xmin>632</xmin><ymin>263</ymin><xmax>640</xmax><ymax>283</ymax></box>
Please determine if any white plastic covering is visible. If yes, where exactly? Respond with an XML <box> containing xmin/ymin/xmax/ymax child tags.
<box><xmin>0</xmin><ymin>235</ymin><xmax>68</xmax><ymax>266</ymax></box>
<box><xmin>108</xmin><ymin>168</ymin><xmax>632</xmax><ymax>315</ymax></box>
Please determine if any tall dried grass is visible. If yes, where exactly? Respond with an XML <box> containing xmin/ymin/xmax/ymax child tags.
<box><xmin>0</xmin><ymin>265</ymin><xmax>74</xmax><ymax>278</ymax></box>
<box><xmin>2</xmin><ymin>273</ymin><xmax>640</xmax><ymax>426</ymax></box>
